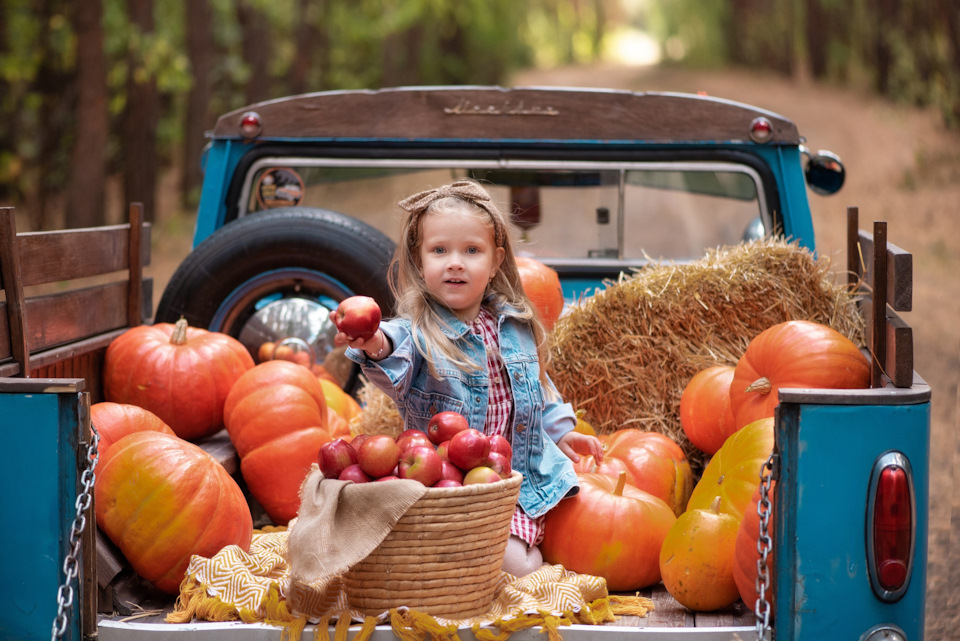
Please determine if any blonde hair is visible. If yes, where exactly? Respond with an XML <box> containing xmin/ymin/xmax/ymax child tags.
<box><xmin>390</xmin><ymin>180</ymin><xmax>553</xmax><ymax>388</ymax></box>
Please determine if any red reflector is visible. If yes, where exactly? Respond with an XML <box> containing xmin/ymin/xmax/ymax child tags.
<box><xmin>240</xmin><ymin>111</ymin><xmax>262</xmax><ymax>138</ymax></box>
<box><xmin>749</xmin><ymin>117</ymin><xmax>773</xmax><ymax>143</ymax></box>
<box><xmin>873</xmin><ymin>465</ymin><xmax>912</xmax><ymax>592</ymax></box>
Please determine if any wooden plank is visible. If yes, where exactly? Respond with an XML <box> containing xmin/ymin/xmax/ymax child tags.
<box><xmin>871</xmin><ymin>222</ymin><xmax>887</xmax><ymax>388</ymax></box>
<box><xmin>214</xmin><ymin>87</ymin><xmax>801</xmax><ymax>144</ymax></box>
<box><xmin>857</xmin><ymin>229</ymin><xmax>912</xmax><ymax>312</ymax></box>
<box><xmin>127</xmin><ymin>203</ymin><xmax>145</xmax><ymax>327</ymax></box>
<box><xmin>847</xmin><ymin>206</ymin><xmax>860</xmax><ymax>287</ymax></box>
<box><xmin>886</xmin><ymin>310</ymin><xmax>914</xmax><ymax>388</ymax></box>
<box><xmin>0</xmin><ymin>207</ymin><xmax>30</xmax><ymax>375</ymax></box>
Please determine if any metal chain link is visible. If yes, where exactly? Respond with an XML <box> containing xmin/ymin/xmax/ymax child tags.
<box><xmin>754</xmin><ymin>452</ymin><xmax>776</xmax><ymax>641</ymax></box>
<box><xmin>51</xmin><ymin>422</ymin><xmax>99</xmax><ymax>641</ymax></box>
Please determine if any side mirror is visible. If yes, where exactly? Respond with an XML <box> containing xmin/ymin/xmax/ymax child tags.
<box><xmin>804</xmin><ymin>148</ymin><xmax>845</xmax><ymax>195</ymax></box>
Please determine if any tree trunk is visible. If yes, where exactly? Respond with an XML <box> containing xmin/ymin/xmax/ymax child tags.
<box><xmin>65</xmin><ymin>0</ymin><xmax>109</xmax><ymax>228</ymax></box>
<box><xmin>290</xmin><ymin>0</ymin><xmax>319</xmax><ymax>95</ymax></box>
<box><xmin>238</xmin><ymin>0</ymin><xmax>271</xmax><ymax>104</ymax></box>
<box><xmin>181</xmin><ymin>0</ymin><xmax>213</xmax><ymax>208</ymax></box>
<box><xmin>122</xmin><ymin>0</ymin><xmax>159</xmax><ymax>223</ymax></box>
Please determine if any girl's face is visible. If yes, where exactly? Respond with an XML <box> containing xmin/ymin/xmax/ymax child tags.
<box><xmin>419</xmin><ymin>207</ymin><xmax>505</xmax><ymax>321</ymax></box>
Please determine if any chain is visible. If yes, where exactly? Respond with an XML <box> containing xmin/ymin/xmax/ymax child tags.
<box><xmin>754</xmin><ymin>452</ymin><xmax>776</xmax><ymax>641</ymax></box>
<box><xmin>51</xmin><ymin>421</ymin><xmax>99</xmax><ymax>641</ymax></box>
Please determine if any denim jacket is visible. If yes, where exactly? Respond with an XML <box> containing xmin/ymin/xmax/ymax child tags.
<box><xmin>345</xmin><ymin>302</ymin><xmax>579</xmax><ymax>518</ymax></box>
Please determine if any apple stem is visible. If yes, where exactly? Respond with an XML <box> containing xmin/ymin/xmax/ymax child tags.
<box><xmin>170</xmin><ymin>317</ymin><xmax>189</xmax><ymax>346</ymax></box>
<box><xmin>614</xmin><ymin>471</ymin><xmax>627</xmax><ymax>496</ymax></box>
<box><xmin>745</xmin><ymin>376</ymin><xmax>772</xmax><ymax>395</ymax></box>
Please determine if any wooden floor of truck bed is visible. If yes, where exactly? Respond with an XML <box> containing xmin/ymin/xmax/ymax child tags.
<box><xmin>97</xmin><ymin>584</ymin><xmax>757</xmax><ymax>640</ymax></box>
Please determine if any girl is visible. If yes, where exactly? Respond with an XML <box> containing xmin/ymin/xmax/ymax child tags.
<box><xmin>336</xmin><ymin>179</ymin><xmax>603</xmax><ymax>577</ymax></box>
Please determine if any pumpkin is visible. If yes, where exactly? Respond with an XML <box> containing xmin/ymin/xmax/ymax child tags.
<box><xmin>541</xmin><ymin>472</ymin><xmax>676</xmax><ymax>590</ymax></box>
<box><xmin>515</xmin><ymin>256</ymin><xmax>565</xmax><ymax>331</ymax></box>
<box><xmin>320</xmin><ymin>378</ymin><xmax>362</xmax><ymax>423</ymax></box>
<box><xmin>685</xmin><ymin>417</ymin><xmax>774</xmax><ymax>520</ymax></box>
<box><xmin>103</xmin><ymin>318</ymin><xmax>255</xmax><ymax>440</ymax></box>
<box><xmin>659</xmin><ymin>496</ymin><xmax>741</xmax><ymax>611</ymax></box>
<box><xmin>734</xmin><ymin>483</ymin><xmax>776</xmax><ymax>615</ymax></box>
<box><xmin>90</xmin><ymin>402</ymin><xmax>176</xmax><ymax>460</ymax></box>
<box><xmin>240</xmin><ymin>427</ymin><xmax>332</xmax><ymax>523</ymax></box>
<box><xmin>94</xmin><ymin>431</ymin><xmax>252</xmax><ymax>593</ymax></box>
<box><xmin>576</xmin><ymin>429</ymin><xmax>693</xmax><ymax>516</ymax></box>
<box><xmin>224</xmin><ymin>360</ymin><xmax>330</xmax><ymax>524</ymax></box>
<box><xmin>729</xmin><ymin>320</ymin><xmax>870</xmax><ymax>429</ymax></box>
<box><xmin>680</xmin><ymin>365</ymin><xmax>738</xmax><ymax>455</ymax></box>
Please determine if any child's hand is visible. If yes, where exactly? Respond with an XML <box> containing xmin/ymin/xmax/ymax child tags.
<box><xmin>558</xmin><ymin>431</ymin><xmax>604</xmax><ymax>464</ymax></box>
<box><xmin>334</xmin><ymin>328</ymin><xmax>389</xmax><ymax>359</ymax></box>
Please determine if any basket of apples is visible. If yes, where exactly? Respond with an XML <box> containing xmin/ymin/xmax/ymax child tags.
<box><xmin>317</xmin><ymin>411</ymin><xmax>520</xmax><ymax>619</ymax></box>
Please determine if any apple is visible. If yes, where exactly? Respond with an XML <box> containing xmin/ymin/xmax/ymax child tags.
<box><xmin>436</xmin><ymin>441</ymin><xmax>450</xmax><ymax>461</ymax></box>
<box><xmin>485</xmin><ymin>451</ymin><xmax>512</xmax><ymax>479</ymax></box>
<box><xmin>333</xmin><ymin>296</ymin><xmax>381</xmax><ymax>341</ymax></box>
<box><xmin>318</xmin><ymin>438</ymin><xmax>358</xmax><ymax>479</ymax></box>
<box><xmin>375</xmin><ymin>475</ymin><xmax>400</xmax><ymax>482</ymax></box>
<box><xmin>257</xmin><ymin>341</ymin><xmax>275</xmax><ymax>363</ymax></box>
<box><xmin>488</xmin><ymin>434</ymin><xmax>512</xmax><ymax>462</ymax></box>
<box><xmin>426</xmin><ymin>411</ymin><xmax>470</xmax><ymax>445</ymax></box>
<box><xmin>463</xmin><ymin>466</ymin><xmax>502</xmax><ymax>485</ymax></box>
<box><xmin>398</xmin><ymin>445</ymin><xmax>443</xmax><ymax>486</ymax></box>
<box><xmin>350</xmin><ymin>433</ymin><xmax>372</xmax><ymax>452</ymax></box>
<box><xmin>439</xmin><ymin>460</ymin><xmax>464</xmax><ymax>484</ymax></box>
<box><xmin>447</xmin><ymin>428</ymin><xmax>490</xmax><ymax>471</ymax></box>
<box><xmin>434</xmin><ymin>479</ymin><xmax>462</xmax><ymax>488</ymax></box>
<box><xmin>356</xmin><ymin>434</ymin><xmax>401</xmax><ymax>478</ymax></box>
<box><xmin>395</xmin><ymin>429</ymin><xmax>433</xmax><ymax>453</ymax></box>
<box><xmin>339</xmin><ymin>464</ymin><xmax>372</xmax><ymax>483</ymax></box>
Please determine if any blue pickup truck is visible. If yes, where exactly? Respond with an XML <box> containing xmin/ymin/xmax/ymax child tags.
<box><xmin>2</xmin><ymin>87</ymin><xmax>929</xmax><ymax>641</ymax></box>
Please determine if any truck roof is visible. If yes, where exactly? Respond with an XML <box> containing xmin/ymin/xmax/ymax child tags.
<box><xmin>211</xmin><ymin>86</ymin><xmax>801</xmax><ymax>145</ymax></box>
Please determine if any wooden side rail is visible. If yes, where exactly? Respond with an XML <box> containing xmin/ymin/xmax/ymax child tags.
<box><xmin>846</xmin><ymin>206</ymin><xmax>914</xmax><ymax>388</ymax></box>
<box><xmin>0</xmin><ymin>204</ymin><xmax>152</xmax><ymax>385</ymax></box>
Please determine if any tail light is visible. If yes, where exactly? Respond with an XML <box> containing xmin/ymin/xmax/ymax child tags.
<box><xmin>239</xmin><ymin>111</ymin><xmax>262</xmax><ymax>138</ymax></box>
<box><xmin>749</xmin><ymin>117</ymin><xmax>773</xmax><ymax>143</ymax></box>
<box><xmin>866</xmin><ymin>451</ymin><xmax>915</xmax><ymax>601</ymax></box>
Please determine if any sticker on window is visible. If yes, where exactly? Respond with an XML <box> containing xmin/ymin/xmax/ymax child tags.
<box><xmin>256</xmin><ymin>167</ymin><xmax>305</xmax><ymax>209</ymax></box>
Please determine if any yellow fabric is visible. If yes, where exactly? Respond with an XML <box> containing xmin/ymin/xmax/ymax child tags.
<box><xmin>167</xmin><ymin>529</ymin><xmax>653</xmax><ymax>640</ymax></box>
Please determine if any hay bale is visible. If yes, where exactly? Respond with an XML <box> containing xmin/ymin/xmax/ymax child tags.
<box><xmin>548</xmin><ymin>238</ymin><xmax>864</xmax><ymax>471</ymax></box>
<box><xmin>350</xmin><ymin>377</ymin><xmax>404</xmax><ymax>437</ymax></box>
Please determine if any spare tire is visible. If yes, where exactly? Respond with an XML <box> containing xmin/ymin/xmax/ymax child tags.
<box><xmin>155</xmin><ymin>207</ymin><xmax>396</xmax><ymax>391</ymax></box>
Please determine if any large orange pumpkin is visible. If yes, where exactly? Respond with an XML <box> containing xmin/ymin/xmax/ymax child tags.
<box><xmin>541</xmin><ymin>472</ymin><xmax>676</xmax><ymax>590</ymax></box>
<box><xmin>659</xmin><ymin>496</ymin><xmax>741</xmax><ymax>611</ymax></box>
<box><xmin>515</xmin><ymin>256</ymin><xmax>565</xmax><ymax>331</ymax></box>
<box><xmin>103</xmin><ymin>318</ymin><xmax>255</xmax><ymax>440</ymax></box>
<box><xmin>685</xmin><ymin>417</ymin><xmax>774</xmax><ymax>520</ymax></box>
<box><xmin>94</xmin><ymin>431</ymin><xmax>252</xmax><ymax>593</ymax></box>
<box><xmin>680</xmin><ymin>365</ymin><xmax>738</xmax><ymax>455</ymax></box>
<box><xmin>734</xmin><ymin>483</ymin><xmax>776</xmax><ymax>615</ymax></box>
<box><xmin>730</xmin><ymin>320</ymin><xmax>870</xmax><ymax>429</ymax></box>
<box><xmin>576</xmin><ymin>429</ymin><xmax>693</xmax><ymax>516</ymax></box>
<box><xmin>90</xmin><ymin>402</ymin><xmax>176</xmax><ymax>460</ymax></box>
<box><xmin>224</xmin><ymin>360</ymin><xmax>330</xmax><ymax>524</ymax></box>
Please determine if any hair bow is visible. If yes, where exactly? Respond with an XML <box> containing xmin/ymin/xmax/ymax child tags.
<box><xmin>398</xmin><ymin>180</ymin><xmax>506</xmax><ymax>247</ymax></box>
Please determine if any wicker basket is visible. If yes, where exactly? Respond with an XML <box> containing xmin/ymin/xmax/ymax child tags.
<box><xmin>344</xmin><ymin>471</ymin><xmax>522</xmax><ymax>618</ymax></box>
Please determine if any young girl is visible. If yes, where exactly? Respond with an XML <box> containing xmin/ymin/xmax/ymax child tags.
<box><xmin>336</xmin><ymin>179</ymin><xmax>603</xmax><ymax>577</ymax></box>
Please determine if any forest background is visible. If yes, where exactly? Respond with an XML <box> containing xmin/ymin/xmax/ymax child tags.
<box><xmin>2</xmin><ymin>0</ymin><xmax>959</xmax><ymax>231</ymax></box>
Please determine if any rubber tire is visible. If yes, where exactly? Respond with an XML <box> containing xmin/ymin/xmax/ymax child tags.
<box><xmin>155</xmin><ymin>207</ymin><xmax>396</xmax><ymax>332</ymax></box>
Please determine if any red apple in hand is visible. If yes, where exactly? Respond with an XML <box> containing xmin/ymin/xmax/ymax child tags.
<box><xmin>439</xmin><ymin>460</ymin><xmax>464</xmax><ymax>484</ymax></box>
<box><xmin>398</xmin><ymin>445</ymin><xmax>443</xmax><ymax>486</ymax></box>
<box><xmin>357</xmin><ymin>434</ymin><xmax>401</xmax><ymax>478</ymax></box>
<box><xmin>333</xmin><ymin>296</ymin><xmax>381</xmax><ymax>341</ymax></box>
<box><xmin>463</xmin><ymin>466</ymin><xmax>502</xmax><ymax>485</ymax></box>
<box><xmin>318</xmin><ymin>438</ymin><xmax>358</xmax><ymax>479</ymax></box>
<box><xmin>488</xmin><ymin>434</ymin><xmax>512</xmax><ymax>462</ymax></box>
<box><xmin>395</xmin><ymin>429</ymin><xmax>433</xmax><ymax>453</ymax></box>
<box><xmin>427</xmin><ymin>411</ymin><xmax>470</xmax><ymax>445</ymax></box>
<box><xmin>447</xmin><ymin>429</ymin><xmax>490</xmax><ymax>471</ymax></box>
<box><xmin>339</xmin><ymin>463</ymin><xmax>372</xmax><ymax>483</ymax></box>
<box><xmin>485</xmin><ymin>451</ymin><xmax>512</xmax><ymax>479</ymax></box>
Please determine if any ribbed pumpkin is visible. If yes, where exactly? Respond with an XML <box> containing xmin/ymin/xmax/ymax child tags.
<box><xmin>574</xmin><ymin>429</ymin><xmax>693</xmax><ymax>516</ymax></box>
<box><xmin>541</xmin><ymin>472</ymin><xmax>676</xmax><ymax>590</ymax></box>
<box><xmin>224</xmin><ymin>360</ymin><xmax>330</xmax><ymax>524</ymax></box>
<box><xmin>94</xmin><ymin>431</ymin><xmax>252</xmax><ymax>593</ymax></box>
<box><xmin>659</xmin><ymin>496</ymin><xmax>741</xmax><ymax>611</ymax></box>
<box><xmin>680</xmin><ymin>365</ymin><xmax>738</xmax><ymax>455</ymax></box>
<box><xmin>103</xmin><ymin>318</ymin><xmax>255</xmax><ymax>440</ymax></box>
<box><xmin>90</xmin><ymin>402</ymin><xmax>176</xmax><ymax>460</ymax></box>
<box><xmin>515</xmin><ymin>256</ymin><xmax>565</xmax><ymax>331</ymax></box>
<box><xmin>685</xmin><ymin>417</ymin><xmax>774</xmax><ymax>520</ymax></box>
<box><xmin>734</xmin><ymin>483</ymin><xmax>776</xmax><ymax>614</ymax></box>
<box><xmin>730</xmin><ymin>320</ymin><xmax>870</xmax><ymax>429</ymax></box>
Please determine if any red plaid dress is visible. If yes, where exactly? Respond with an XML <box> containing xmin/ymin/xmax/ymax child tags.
<box><xmin>470</xmin><ymin>309</ymin><xmax>545</xmax><ymax>547</ymax></box>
